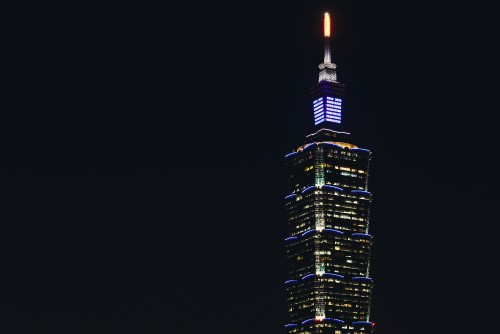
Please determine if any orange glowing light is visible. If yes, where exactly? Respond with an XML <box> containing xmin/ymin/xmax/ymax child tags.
<box><xmin>324</xmin><ymin>12</ymin><xmax>331</xmax><ymax>37</ymax></box>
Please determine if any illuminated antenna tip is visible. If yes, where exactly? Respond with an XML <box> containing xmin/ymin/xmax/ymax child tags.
<box><xmin>324</xmin><ymin>12</ymin><xmax>331</xmax><ymax>37</ymax></box>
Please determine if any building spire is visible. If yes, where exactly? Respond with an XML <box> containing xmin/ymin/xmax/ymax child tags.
<box><xmin>318</xmin><ymin>12</ymin><xmax>338</xmax><ymax>83</ymax></box>
<box><xmin>323</xmin><ymin>12</ymin><xmax>331</xmax><ymax>63</ymax></box>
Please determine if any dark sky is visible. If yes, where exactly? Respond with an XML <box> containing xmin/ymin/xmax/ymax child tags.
<box><xmin>2</xmin><ymin>1</ymin><xmax>499</xmax><ymax>333</ymax></box>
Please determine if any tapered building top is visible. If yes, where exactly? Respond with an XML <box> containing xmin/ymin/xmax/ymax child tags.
<box><xmin>311</xmin><ymin>12</ymin><xmax>345</xmax><ymax>131</ymax></box>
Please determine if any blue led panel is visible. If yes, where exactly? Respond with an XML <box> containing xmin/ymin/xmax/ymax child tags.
<box><xmin>313</xmin><ymin>97</ymin><xmax>342</xmax><ymax>125</ymax></box>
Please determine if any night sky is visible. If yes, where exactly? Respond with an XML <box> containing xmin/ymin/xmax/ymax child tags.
<box><xmin>2</xmin><ymin>1</ymin><xmax>499</xmax><ymax>333</ymax></box>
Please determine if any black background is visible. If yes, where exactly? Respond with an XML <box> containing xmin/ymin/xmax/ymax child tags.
<box><xmin>2</xmin><ymin>1</ymin><xmax>499</xmax><ymax>333</ymax></box>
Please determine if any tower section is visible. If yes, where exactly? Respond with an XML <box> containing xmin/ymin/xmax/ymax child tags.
<box><xmin>312</xmin><ymin>12</ymin><xmax>346</xmax><ymax>132</ymax></box>
<box><xmin>284</xmin><ymin>13</ymin><xmax>375</xmax><ymax>334</ymax></box>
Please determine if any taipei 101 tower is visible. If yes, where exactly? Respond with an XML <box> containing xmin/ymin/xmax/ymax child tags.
<box><xmin>283</xmin><ymin>13</ymin><xmax>376</xmax><ymax>334</ymax></box>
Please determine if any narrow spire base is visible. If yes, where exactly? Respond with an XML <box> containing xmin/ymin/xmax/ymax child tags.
<box><xmin>318</xmin><ymin>63</ymin><xmax>337</xmax><ymax>83</ymax></box>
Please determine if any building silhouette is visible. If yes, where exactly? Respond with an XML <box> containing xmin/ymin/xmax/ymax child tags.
<box><xmin>284</xmin><ymin>13</ymin><xmax>375</xmax><ymax>334</ymax></box>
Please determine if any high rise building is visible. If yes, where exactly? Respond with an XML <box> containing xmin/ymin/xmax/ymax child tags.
<box><xmin>284</xmin><ymin>13</ymin><xmax>375</xmax><ymax>334</ymax></box>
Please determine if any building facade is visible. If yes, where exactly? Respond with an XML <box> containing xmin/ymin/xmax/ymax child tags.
<box><xmin>284</xmin><ymin>13</ymin><xmax>375</xmax><ymax>334</ymax></box>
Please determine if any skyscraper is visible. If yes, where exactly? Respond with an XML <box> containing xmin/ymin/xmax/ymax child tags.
<box><xmin>284</xmin><ymin>13</ymin><xmax>375</xmax><ymax>334</ymax></box>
